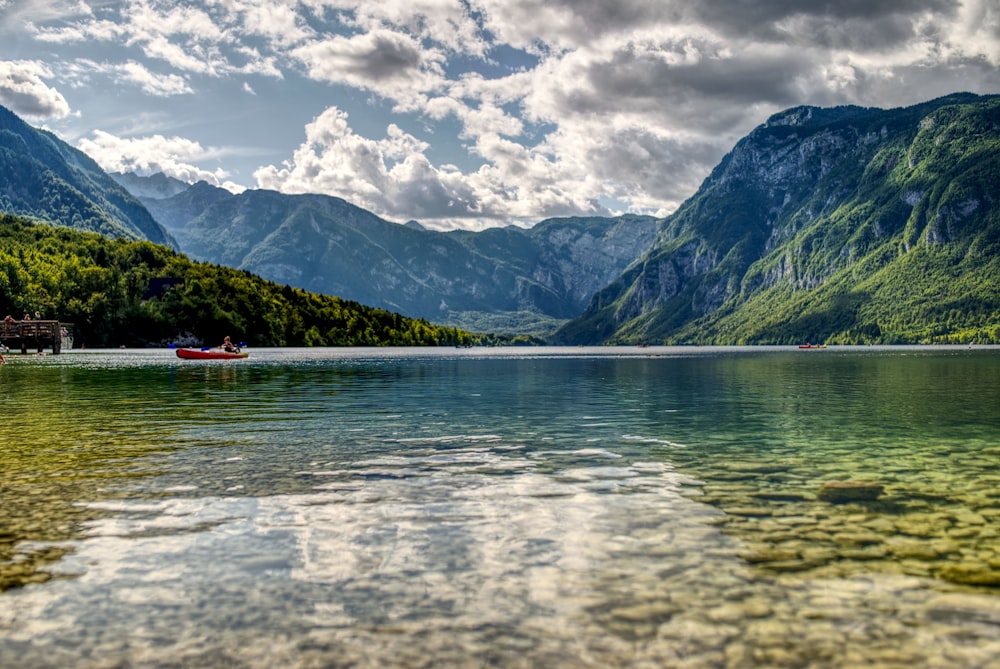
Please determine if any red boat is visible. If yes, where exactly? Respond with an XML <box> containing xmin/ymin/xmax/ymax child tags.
<box><xmin>798</xmin><ymin>344</ymin><xmax>827</xmax><ymax>349</ymax></box>
<box><xmin>176</xmin><ymin>347</ymin><xmax>249</xmax><ymax>360</ymax></box>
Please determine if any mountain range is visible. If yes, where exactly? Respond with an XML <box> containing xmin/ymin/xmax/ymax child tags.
<box><xmin>118</xmin><ymin>175</ymin><xmax>659</xmax><ymax>336</ymax></box>
<box><xmin>2</xmin><ymin>93</ymin><xmax>998</xmax><ymax>344</ymax></box>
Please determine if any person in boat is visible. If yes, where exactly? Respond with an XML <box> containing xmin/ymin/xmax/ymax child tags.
<box><xmin>221</xmin><ymin>336</ymin><xmax>240</xmax><ymax>353</ymax></box>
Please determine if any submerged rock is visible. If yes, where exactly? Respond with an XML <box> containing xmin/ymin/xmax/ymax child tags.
<box><xmin>938</xmin><ymin>564</ymin><xmax>1000</xmax><ymax>587</ymax></box>
<box><xmin>926</xmin><ymin>593</ymin><xmax>1000</xmax><ymax>625</ymax></box>
<box><xmin>817</xmin><ymin>481</ymin><xmax>884</xmax><ymax>504</ymax></box>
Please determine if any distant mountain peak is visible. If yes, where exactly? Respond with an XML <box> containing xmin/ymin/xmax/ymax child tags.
<box><xmin>765</xmin><ymin>105</ymin><xmax>818</xmax><ymax>127</ymax></box>
<box><xmin>110</xmin><ymin>172</ymin><xmax>190</xmax><ymax>200</ymax></box>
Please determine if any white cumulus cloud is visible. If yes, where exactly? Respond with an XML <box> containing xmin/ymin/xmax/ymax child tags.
<box><xmin>0</xmin><ymin>60</ymin><xmax>72</xmax><ymax>119</ymax></box>
<box><xmin>77</xmin><ymin>129</ymin><xmax>244</xmax><ymax>192</ymax></box>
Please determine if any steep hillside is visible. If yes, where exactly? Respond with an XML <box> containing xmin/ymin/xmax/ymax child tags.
<box><xmin>557</xmin><ymin>93</ymin><xmax>1000</xmax><ymax>344</ymax></box>
<box><xmin>0</xmin><ymin>106</ymin><xmax>176</xmax><ymax>248</ymax></box>
<box><xmin>137</xmin><ymin>182</ymin><xmax>659</xmax><ymax>336</ymax></box>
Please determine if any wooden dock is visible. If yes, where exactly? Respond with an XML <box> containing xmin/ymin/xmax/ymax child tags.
<box><xmin>0</xmin><ymin>320</ymin><xmax>67</xmax><ymax>354</ymax></box>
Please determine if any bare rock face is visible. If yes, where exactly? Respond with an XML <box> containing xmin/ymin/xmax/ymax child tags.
<box><xmin>817</xmin><ymin>481</ymin><xmax>884</xmax><ymax>504</ymax></box>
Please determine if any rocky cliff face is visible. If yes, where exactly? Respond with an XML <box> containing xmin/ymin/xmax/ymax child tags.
<box><xmin>558</xmin><ymin>93</ymin><xmax>1000</xmax><ymax>344</ymax></box>
<box><xmin>532</xmin><ymin>216</ymin><xmax>660</xmax><ymax>308</ymax></box>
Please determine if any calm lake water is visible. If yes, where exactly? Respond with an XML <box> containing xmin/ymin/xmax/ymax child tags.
<box><xmin>1</xmin><ymin>346</ymin><xmax>999</xmax><ymax>668</ymax></box>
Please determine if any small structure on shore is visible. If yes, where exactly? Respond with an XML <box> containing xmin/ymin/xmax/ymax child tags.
<box><xmin>0</xmin><ymin>319</ymin><xmax>69</xmax><ymax>354</ymax></box>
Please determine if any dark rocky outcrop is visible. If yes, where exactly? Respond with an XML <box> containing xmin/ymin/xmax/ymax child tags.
<box><xmin>817</xmin><ymin>481</ymin><xmax>884</xmax><ymax>504</ymax></box>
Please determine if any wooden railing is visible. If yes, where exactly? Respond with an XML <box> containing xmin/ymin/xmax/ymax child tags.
<box><xmin>0</xmin><ymin>320</ymin><xmax>66</xmax><ymax>354</ymax></box>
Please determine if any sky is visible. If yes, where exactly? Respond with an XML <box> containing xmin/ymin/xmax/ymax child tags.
<box><xmin>1</xmin><ymin>1</ymin><xmax>998</xmax><ymax>231</ymax></box>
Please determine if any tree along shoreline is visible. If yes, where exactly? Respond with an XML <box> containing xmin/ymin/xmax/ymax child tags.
<box><xmin>0</xmin><ymin>215</ymin><xmax>537</xmax><ymax>349</ymax></box>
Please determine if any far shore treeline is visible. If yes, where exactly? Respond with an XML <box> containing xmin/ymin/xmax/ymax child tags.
<box><xmin>0</xmin><ymin>215</ymin><xmax>528</xmax><ymax>348</ymax></box>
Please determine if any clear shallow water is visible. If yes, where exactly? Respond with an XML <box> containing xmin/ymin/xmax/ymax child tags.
<box><xmin>1</xmin><ymin>346</ymin><xmax>999</xmax><ymax>668</ymax></box>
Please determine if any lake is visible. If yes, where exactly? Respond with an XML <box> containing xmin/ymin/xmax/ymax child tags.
<box><xmin>1</xmin><ymin>346</ymin><xmax>999</xmax><ymax>668</ymax></box>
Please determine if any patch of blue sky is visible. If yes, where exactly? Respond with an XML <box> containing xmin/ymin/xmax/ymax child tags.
<box><xmin>298</xmin><ymin>3</ymin><xmax>354</xmax><ymax>36</ymax></box>
<box><xmin>444</xmin><ymin>44</ymin><xmax>539</xmax><ymax>81</ymax></box>
<box><xmin>408</xmin><ymin>114</ymin><xmax>485</xmax><ymax>173</ymax></box>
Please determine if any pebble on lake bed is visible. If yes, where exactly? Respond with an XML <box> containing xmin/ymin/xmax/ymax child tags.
<box><xmin>817</xmin><ymin>481</ymin><xmax>884</xmax><ymax>504</ymax></box>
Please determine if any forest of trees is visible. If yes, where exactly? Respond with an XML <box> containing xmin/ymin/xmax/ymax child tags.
<box><xmin>0</xmin><ymin>215</ymin><xmax>526</xmax><ymax>348</ymax></box>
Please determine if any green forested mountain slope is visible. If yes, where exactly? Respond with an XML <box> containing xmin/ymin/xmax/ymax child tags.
<box><xmin>557</xmin><ymin>93</ymin><xmax>1000</xmax><ymax>344</ymax></box>
<box><xmin>0</xmin><ymin>215</ymin><xmax>482</xmax><ymax>348</ymax></box>
<box><xmin>0</xmin><ymin>106</ymin><xmax>176</xmax><ymax>248</ymax></box>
